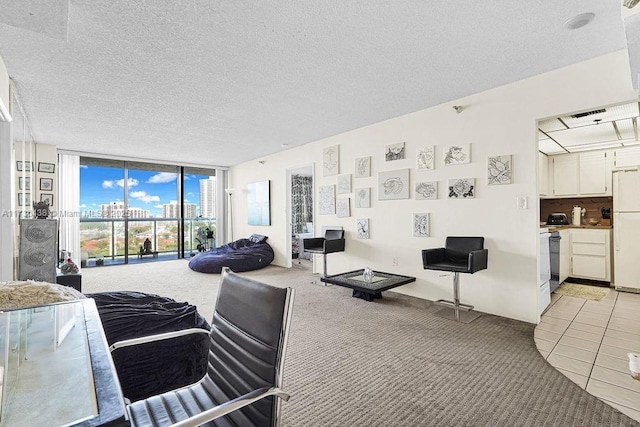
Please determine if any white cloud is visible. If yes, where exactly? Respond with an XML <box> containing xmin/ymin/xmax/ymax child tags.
<box><xmin>80</xmin><ymin>204</ymin><xmax>87</xmax><ymax>208</ymax></box>
<box><xmin>148</xmin><ymin>172</ymin><xmax>177</xmax><ymax>184</ymax></box>
<box><xmin>102</xmin><ymin>177</ymin><xmax>139</xmax><ymax>189</ymax></box>
<box><xmin>130</xmin><ymin>191</ymin><xmax>160</xmax><ymax>203</ymax></box>
<box><xmin>80</xmin><ymin>165</ymin><xmax>88</xmax><ymax>169</ymax></box>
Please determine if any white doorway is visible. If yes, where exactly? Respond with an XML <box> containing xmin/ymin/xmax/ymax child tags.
<box><xmin>286</xmin><ymin>164</ymin><xmax>314</xmax><ymax>268</ymax></box>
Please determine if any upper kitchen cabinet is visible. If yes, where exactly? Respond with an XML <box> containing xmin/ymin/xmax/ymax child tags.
<box><xmin>539</xmin><ymin>152</ymin><xmax>550</xmax><ymax>197</ymax></box>
<box><xmin>549</xmin><ymin>151</ymin><xmax>611</xmax><ymax>197</ymax></box>
<box><xmin>551</xmin><ymin>154</ymin><xmax>579</xmax><ymax>196</ymax></box>
<box><xmin>614</xmin><ymin>146</ymin><xmax>640</xmax><ymax>168</ymax></box>
<box><xmin>579</xmin><ymin>151</ymin><xmax>610</xmax><ymax>195</ymax></box>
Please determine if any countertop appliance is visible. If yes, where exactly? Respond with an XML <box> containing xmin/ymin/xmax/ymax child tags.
<box><xmin>547</xmin><ymin>213</ymin><xmax>569</xmax><ymax>225</ymax></box>
<box><xmin>613</xmin><ymin>169</ymin><xmax>640</xmax><ymax>292</ymax></box>
<box><xmin>539</xmin><ymin>229</ymin><xmax>551</xmax><ymax>314</ymax></box>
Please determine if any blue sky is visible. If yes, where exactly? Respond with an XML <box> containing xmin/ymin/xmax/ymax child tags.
<box><xmin>80</xmin><ymin>165</ymin><xmax>208</xmax><ymax>217</ymax></box>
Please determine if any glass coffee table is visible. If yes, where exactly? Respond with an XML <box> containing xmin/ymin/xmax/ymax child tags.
<box><xmin>320</xmin><ymin>269</ymin><xmax>416</xmax><ymax>301</ymax></box>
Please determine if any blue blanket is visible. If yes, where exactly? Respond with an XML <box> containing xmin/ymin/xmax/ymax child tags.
<box><xmin>188</xmin><ymin>238</ymin><xmax>274</xmax><ymax>273</ymax></box>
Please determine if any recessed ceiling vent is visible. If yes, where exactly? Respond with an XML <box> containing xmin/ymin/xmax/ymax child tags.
<box><xmin>572</xmin><ymin>109</ymin><xmax>606</xmax><ymax>118</ymax></box>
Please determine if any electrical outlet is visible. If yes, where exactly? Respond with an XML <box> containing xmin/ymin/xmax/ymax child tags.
<box><xmin>392</xmin><ymin>256</ymin><xmax>399</xmax><ymax>266</ymax></box>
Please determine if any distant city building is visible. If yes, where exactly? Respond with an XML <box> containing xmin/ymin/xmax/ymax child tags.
<box><xmin>162</xmin><ymin>200</ymin><xmax>197</xmax><ymax>218</ymax></box>
<box><xmin>199</xmin><ymin>178</ymin><xmax>216</xmax><ymax>218</ymax></box>
<box><xmin>100</xmin><ymin>202</ymin><xmax>150</xmax><ymax>218</ymax></box>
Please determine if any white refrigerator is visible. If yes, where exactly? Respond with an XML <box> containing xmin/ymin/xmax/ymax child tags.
<box><xmin>613</xmin><ymin>169</ymin><xmax>640</xmax><ymax>292</ymax></box>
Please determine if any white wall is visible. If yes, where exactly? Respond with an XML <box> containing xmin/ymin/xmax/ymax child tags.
<box><xmin>229</xmin><ymin>49</ymin><xmax>636</xmax><ymax>323</ymax></box>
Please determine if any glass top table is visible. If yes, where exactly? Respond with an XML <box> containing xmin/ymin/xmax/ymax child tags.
<box><xmin>320</xmin><ymin>269</ymin><xmax>416</xmax><ymax>301</ymax></box>
<box><xmin>0</xmin><ymin>299</ymin><xmax>127</xmax><ymax>426</ymax></box>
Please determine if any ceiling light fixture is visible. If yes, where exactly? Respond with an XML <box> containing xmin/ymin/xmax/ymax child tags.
<box><xmin>453</xmin><ymin>105</ymin><xmax>463</xmax><ymax>114</ymax></box>
<box><xmin>624</xmin><ymin>0</ymin><xmax>640</xmax><ymax>9</ymax></box>
<box><xmin>563</xmin><ymin>12</ymin><xmax>595</xmax><ymax>30</ymax></box>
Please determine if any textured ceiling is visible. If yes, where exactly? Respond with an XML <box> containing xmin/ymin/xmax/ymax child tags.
<box><xmin>0</xmin><ymin>1</ymin><xmax>632</xmax><ymax>167</ymax></box>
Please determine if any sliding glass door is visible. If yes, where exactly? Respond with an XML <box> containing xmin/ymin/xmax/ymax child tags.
<box><xmin>79</xmin><ymin>159</ymin><xmax>126</xmax><ymax>266</ymax></box>
<box><xmin>79</xmin><ymin>158</ymin><xmax>217</xmax><ymax>267</ymax></box>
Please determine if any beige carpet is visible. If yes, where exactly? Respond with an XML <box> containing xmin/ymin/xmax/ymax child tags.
<box><xmin>554</xmin><ymin>282</ymin><xmax>611</xmax><ymax>301</ymax></box>
<box><xmin>82</xmin><ymin>260</ymin><xmax>638</xmax><ymax>426</ymax></box>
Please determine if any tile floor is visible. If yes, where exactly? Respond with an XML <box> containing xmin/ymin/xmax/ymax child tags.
<box><xmin>535</xmin><ymin>289</ymin><xmax>640</xmax><ymax>422</ymax></box>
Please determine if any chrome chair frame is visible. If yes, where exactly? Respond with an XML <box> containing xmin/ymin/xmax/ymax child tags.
<box><xmin>109</xmin><ymin>267</ymin><xmax>295</xmax><ymax>427</ymax></box>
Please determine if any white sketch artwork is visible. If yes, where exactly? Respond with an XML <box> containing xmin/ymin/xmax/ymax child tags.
<box><xmin>413</xmin><ymin>213</ymin><xmax>430</xmax><ymax>237</ymax></box>
<box><xmin>337</xmin><ymin>174</ymin><xmax>352</xmax><ymax>194</ymax></box>
<box><xmin>357</xmin><ymin>218</ymin><xmax>370</xmax><ymax>239</ymax></box>
<box><xmin>444</xmin><ymin>144</ymin><xmax>471</xmax><ymax>166</ymax></box>
<box><xmin>355</xmin><ymin>156</ymin><xmax>371</xmax><ymax>178</ymax></box>
<box><xmin>323</xmin><ymin>145</ymin><xmax>339</xmax><ymax>176</ymax></box>
<box><xmin>417</xmin><ymin>146</ymin><xmax>435</xmax><ymax>171</ymax></box>
<box><xmin>318</xmin><ymin>185</ymin><xmax>336</xmax><ymax>214</ymax></box>
<box><xmin>378</xmin><ymin>169</ymin><xmax>410</xmax><ymax>200</ymax></box>
<box><xmin>415</xmin><ymin>181</ymin><xmax>437</xmax><ymax>200</ymax></box>
<box><xmin>448</xmin><ymin>178</ymin><xmax>475</xmax><ymax>199</ymax></box>
<box><xmin>385</xmin><ymin>142</ymin><xmax>405</xmax><ymax>161</ymax></box>
<box><xmin>336</xmin><ymin>198</ymin><xmax>350</xmax><ymax>218</ymax></box>
<box><xmin>487</xmin><ymin>154</ymin><xmax>513</xmax><ymax>185</ymax></box>
<box><xmin>354</xmin><ymin>187</ymin><xmax>371</xmax><ymax>208</ymax></box>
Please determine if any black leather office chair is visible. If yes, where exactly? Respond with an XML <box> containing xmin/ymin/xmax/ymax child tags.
<box><xmin>303</xmin><ymin>229</ymin><xmax>345</xmax><ymax>277</ymax></box>
<box><xmin>111</xmin><ymin>267</ymin><xmax>295</xmax><ymax>427</ymax></box>
<box><xmin>422</xmin><ymin>237</ymin><xmax>488</xmax><ymax>323</ymax></box>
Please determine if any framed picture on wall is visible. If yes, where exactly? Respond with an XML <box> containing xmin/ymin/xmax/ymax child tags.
<box><xmin>444</xmin><ymin>144</ymin><xmax>471</xmax><ymax>166</ymax></box>
<box><xmin>18</xmin><ymin>176</ymin><xmax>31</xmax><ymax>191</ymax></box>
<box><xmin>16</xmin><ymin>161</ymin><xmax>33</xmax><ymax>171</ymax></box>
<box><xmin>322</xmin><ymin>145</ymin><xmax>339</xmax><ymax>176</ymax></box>
<box><xmin>40</xmin><ymin>193</ymin><xmax>54</xmax><ymax>205</ymax></box>
<box><xmin>378</xmin><ymin>168</ymin><xmax>410</xmax><ymax>200</ymax></box>
<box><xmin>40</xmin><ymin>178</ymin><xmax>53</xmax><ymax>192</ymax></box>
<box><xmin>38</xmin><ymin>162</ymin><xmax>56</xmax><ymax>173</ymax></box>
<box><xmin>17</xmin><ymin>193</ymin><xmax>31</xmax><ymax>207</ymax></box>
<box><xmin>318</xmin><ymin>185</ymin><xmax>336</xmax><ymax>215</ymax></box>
<box><xmin>355</xmin><ymin>156</ymin><xmax>371</xmax><ymax>178</ymax></box>
<box><xmin>247</xmin><ymin>180</ymin><xmax>271</xmax><ymax>226</ymax></box>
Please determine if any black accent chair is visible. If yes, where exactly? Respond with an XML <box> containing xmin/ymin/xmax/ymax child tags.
<box><xmin>303</xmin><ymin>229</ymin><xmax>346</xmax><ymax>277</ymax></box>
<box><xmin>111</xmin><ymin>267</ymin><xmax>295</xmax><ymax>427</ymax></box>
<box><xmin>422</xmin><ymin>237</ymin><xmax>488</xmax><ymax>323</ymax></box>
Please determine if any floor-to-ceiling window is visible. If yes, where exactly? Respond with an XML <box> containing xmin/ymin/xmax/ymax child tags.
<box><xmin>183</xmin><ymin>167</ymin><xmax>217</xmax><ymax>257</ymax></box>
<box><xmin>79</xmin><ymin>158</ymin><xmax>217</xmax><ymax>267</ymax></box>
<box><xmin>79</xmin><ymin>159</ymin><xmax>126</xmax><ymax>266</ymax></box>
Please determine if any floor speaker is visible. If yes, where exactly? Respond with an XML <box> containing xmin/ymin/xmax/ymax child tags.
<box><xmin>18</xmin><ymin>219</ymin><xmax>57</xmax><ymax>283</ymax></box>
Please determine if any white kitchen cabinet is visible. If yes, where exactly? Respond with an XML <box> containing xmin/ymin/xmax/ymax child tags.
<box><xmin>579</xmin><ymin>151</ymin><xmax>609</xmax><ymax>195</ymax></box>
<box><xmin>559</xmin><ymin>229</ymin><xmax>570</xmax><ymax>284</ymax></box>
<box><xmin>614</xmin><ymin>146</ymin><xmax>640</xmax><ymax>169</ymax></box>
<box><xmin>570</xmin><ymin>228</ymin><xmax>611</xmax><ymax>282</ymax></box>
<box><xmin>539</xmin><ymin>152</ymin><xmax>549</xmax><ymax>197</ymax></box>
<box><xmin>552</xmin><ymin>154</ymin><xmax>579</xmax><ymax>196</ymax></box>
<box><xmin>549</xmin><ymin>151</ymin><xmax>610</xmax><ymax>197</ymax></box>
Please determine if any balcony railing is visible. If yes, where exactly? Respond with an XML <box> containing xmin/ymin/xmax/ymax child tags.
<box><xmin>80</xmin><ymin>217</ymin><xmax>216</xmax><ymax>267</ymax></box>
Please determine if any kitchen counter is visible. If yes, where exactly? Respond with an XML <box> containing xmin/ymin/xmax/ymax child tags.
<box><xmin>541</xmin><ymin>224</ymin><xmax>612</xmax><ymax>232</ymax></box>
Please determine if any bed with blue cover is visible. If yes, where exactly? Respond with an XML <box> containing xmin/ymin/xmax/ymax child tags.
<box><xmin>87</xmin><ymin>291</ymin><xmax>210</xmax><ymax>402</ymax></box>
<box><xmin>188</xmin><ymin>234</ymin><xmax>274</xmax><ymax>273</ymax></box>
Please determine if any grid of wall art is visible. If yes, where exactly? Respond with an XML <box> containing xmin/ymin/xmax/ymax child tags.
<box><xmin>15</xmin><ymin>142</ymin><xmax>58</xmax><ymax>218</ymax></box>
<box><xmin>319</xmin><ymin>142</ymin><xmax>513</xmax><ymax>239</ymax></box>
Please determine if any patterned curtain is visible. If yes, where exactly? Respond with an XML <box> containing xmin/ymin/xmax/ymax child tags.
<box><xmin>291</xmin><ymin>175</ymin><xmax>312</xmax><ymax>233</ymax></box>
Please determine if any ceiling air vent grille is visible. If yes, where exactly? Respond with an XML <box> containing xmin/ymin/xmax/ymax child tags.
<box><xmin>572</xmin><ymin>109</ymin><xmax>606</xmax><ymax>118</ymax></box>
